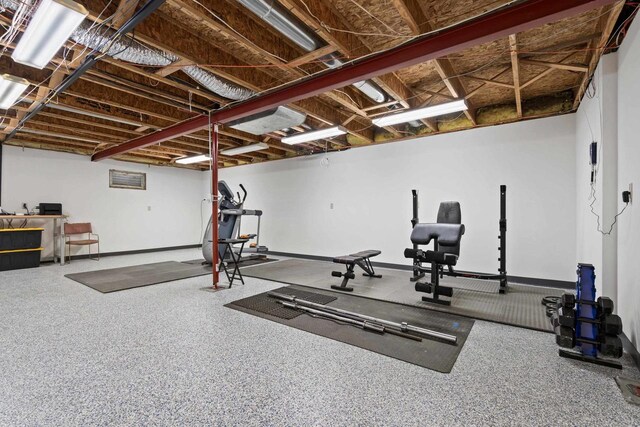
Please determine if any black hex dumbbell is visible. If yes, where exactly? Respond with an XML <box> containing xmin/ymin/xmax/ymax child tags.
<box><xmin>554</xmin><ymin>324</ymin><xmax>575</xmax><ymax>349</ymax></box>
<box><xmin>599</xmin><ymin>335</ymin><xmax>623</xmax><ymax>358</ymax></box>
<box><xmin>557</xmin><ymin>306</ymin><xmax>576</xmax><ymax>327</ymax></box>
<box><xmin>597</xmin><ymin>297</ymin><xmax>614</xmax><ymax>316</ymax></box>
<box><xmin>561</xmin><ymin>293</ymin><xmax>576</xmax><ymax>309</ymax></box>
<box><xmin>601</xmin><ymin>314</ymin><xmax>623</xmax><ymax>336</ymax></box>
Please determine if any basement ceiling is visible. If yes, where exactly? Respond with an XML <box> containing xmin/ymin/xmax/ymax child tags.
<box><xmin>0</xmin><ymin>0</ymin><xmax>634</xmax><ymax>170</ymax></box>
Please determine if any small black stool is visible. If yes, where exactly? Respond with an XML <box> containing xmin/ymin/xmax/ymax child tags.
<box><xmin>217</xmin><ymin>238</ymin><xmax>250</xmax><ymax>288</ymax></box>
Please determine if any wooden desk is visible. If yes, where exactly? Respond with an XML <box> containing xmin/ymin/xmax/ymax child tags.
<box><xmin>0</xmin><ymin>215</ymin><xmax>67</xmax><ymax>265</ymax></box>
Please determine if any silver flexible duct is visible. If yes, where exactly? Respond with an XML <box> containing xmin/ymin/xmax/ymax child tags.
<box><xmin>183</xmin><ymin>66</ymin><xmax>255</xmax><ymax>101</ymax></box>
<box><xmin>70</xmin><ymin>21</ymin><xmax>178</xmax><ymax>66</ymax></box>
<box><xmin>0</xmin><ymin>0</ymin><xmax>258</xmax><ymax>101</ymax></box>
<box><xmin>0</xmin><ymin>0</ymin><xmax>21</xmax><ymax>11</ymax></box>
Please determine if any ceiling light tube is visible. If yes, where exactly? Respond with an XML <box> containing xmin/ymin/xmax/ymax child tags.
<box><xmin>281</xmin><ymin>126</ymin><xmax>347</xmax><ymax>145</ymax></box>
<box><xmin>0</xmin><ymin>74</ymin><xmax>29</xmax><ymax>109</ymax></box>
<box><xmin>176</xmin><ymin>154</ymin><xmax>211</xmax><ymax>164</ymax></box>
<box><xmin>12</xmin><ymin>0</ymin><xmax>88</xmax><ymax>69</ymax></box>
<box><xmin>372</xmin><ymin>100</ymin><xmax>468</xmax><ymax>127</ymax></box>
<box><xmin>220</xmin><ymin>142</ymin><xmax>269</xmax><ymax>156</ymax></box>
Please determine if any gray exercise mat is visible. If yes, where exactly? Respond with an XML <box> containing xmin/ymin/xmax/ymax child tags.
<box><xmin>226</xmin><ymin>286</ymin><xmax>474</xmax><ymax>373</ymax></box>
<box><xmin>240</xmin><ymin>259</ymin><xmax>565</xmax><ymax>332</ymax></box>
<box><xmin>65</xmin><ymin>261</ymin><xmax>212</xmax><ymax>293</ymax></box>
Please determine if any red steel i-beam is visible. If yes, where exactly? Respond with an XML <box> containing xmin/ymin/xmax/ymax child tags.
<box><xmin>91</xmin><ymin>0</ymin><xmax>614</xmax><ymax>162</ymax></box>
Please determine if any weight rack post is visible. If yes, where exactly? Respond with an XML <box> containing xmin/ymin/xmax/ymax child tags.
<box><xmin>498</xmin><ymin>185</ymin><xmax>508</xmax><ymax>293</ymax></box>
<box><xmin>410</xmin><ymin>189</ymin><xmax>425</xmax><ymax>282</ymax></box>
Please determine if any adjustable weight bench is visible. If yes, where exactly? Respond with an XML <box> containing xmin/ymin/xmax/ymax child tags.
<box><xmin>331</xmin><ymin>250</ymin><xmax>382</xmax><ymax>292</ymax></box>
<box><xmin>404</xmin><ymin>223</ymin><xmax>464</xmax><ymax>305</ymax></box>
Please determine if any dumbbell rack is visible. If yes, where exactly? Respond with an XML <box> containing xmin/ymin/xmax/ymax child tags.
<box><xmin>555</xmin><ymin>263</ymin><xmax>623</xmax><ymax>369</ymax></box>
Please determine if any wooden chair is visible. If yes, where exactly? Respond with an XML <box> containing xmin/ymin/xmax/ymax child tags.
<box><xmin>64</xmin><ymin>223</ymin><xmax>100</xmax><ymax>262</ymax></box>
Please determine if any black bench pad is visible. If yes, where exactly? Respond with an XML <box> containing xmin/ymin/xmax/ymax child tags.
<box><xmin>333</xmin><ymin>250</ymin><xmax>381</xmax><ymax>265</ymax></box>
<box><xmin>349</xmin><ymin>250</ymin><xmax>381</xmax><ymax>258</ymax></box>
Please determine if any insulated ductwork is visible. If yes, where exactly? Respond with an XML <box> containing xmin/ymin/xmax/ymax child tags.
<box><xmin>183</xmin><ymin>66</ymin><xmax>255</xmax><ymax>101</ymax></box>
<box><xmin>0</xmin><ymin>0</ymin><xmax>22</xmax><ymax>11</ymax></box>
<box><xmin>237</xmin><ymin>0</ymin><xmax>318</xmax><ymax>51</ymax></box>
<box><xmin>70</xmin><ymin>21</ymin><xmax>178</xmax><ymax>66</ymax></box>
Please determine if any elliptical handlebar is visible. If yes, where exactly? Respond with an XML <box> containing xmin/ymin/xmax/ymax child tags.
<box><xmin>239</xmin><ymin>184</ymin><xmax>248</xmax><ymax>203</ymax></box>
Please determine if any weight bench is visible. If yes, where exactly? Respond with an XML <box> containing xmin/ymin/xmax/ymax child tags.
<box><xmin>404</xmin><ymin>223</ymin><xmax>464</xmax><ymax>306</ymax></box>
<box><xmin>331</xmin><ymin>250</ymin><xmax>382</xmax><ymax>292</ymax></box>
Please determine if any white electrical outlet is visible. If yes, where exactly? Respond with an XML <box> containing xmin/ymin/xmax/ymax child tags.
<box><xmin>330</xmin><ymin>203</ymin><xmax>334</xmax><ymax>210</ymax></box>
<box><xmin>147</xmin><ymin>206</ymin><xmax>152</xmax><ymax>211</ymax></box>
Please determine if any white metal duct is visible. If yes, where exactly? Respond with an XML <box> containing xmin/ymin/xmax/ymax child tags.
<box><xmin>227</xmin><ymin>106</ymin><xmax>306</xmax><ymax>135</ymax></box>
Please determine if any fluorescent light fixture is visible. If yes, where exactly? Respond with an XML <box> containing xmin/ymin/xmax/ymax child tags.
<box><xmin>12</xmin><ymin>0</ymin><xmax>88</xmax><ymax>69</ymax></box>
<box><xmin>176</xmin><ymin>154</ymin><xmax>211</xmax><ymax>164</ymax></box>
<box><xmin>0</xmin><ymin>74</ymin><xmax>29</xmax><ymax>109</ymax></box>
<box><xmin>221</xmin><ymin>142</ymin><xmax>269</xmax><ymax>156</ymax></box>
<box><xmin>281</xmin><ymin>126</ymin><xmax>347</xmax><ymax>145</ymax></box>
<box><xmin>372</xmin><ymin>100</ymin><xmax>468</xmax><ymax>127</ymax></box>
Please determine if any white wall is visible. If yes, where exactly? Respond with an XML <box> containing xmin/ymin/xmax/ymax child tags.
<box><xmin>219</xmin><ymin>115</ymin><xmax>577</xmax><ymax>281</ymax></box>
<box><xmin>575</xmin><ymin>66</ymin><xmax>604</xmax><ymax>283</ymax></box>
<box><xmin>617</xmin><ymin>15</ymin><xmax>640</xmax><ymax>351</ymax></box>
<box><xmin>1</xmin><ymin>146</ymin><xmax>206</xmax><ymax>259</ymax></box>
<box><xmin>574</xmin><ymin>55</ymin><xmax>619</xmax><ymax>298</ymax></box>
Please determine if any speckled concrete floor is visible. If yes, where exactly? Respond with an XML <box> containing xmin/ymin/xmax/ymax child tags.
<box><xmin>1</xmin><ymin>249</ymin><xmax>639</xmax><ymax>426</ymax></box>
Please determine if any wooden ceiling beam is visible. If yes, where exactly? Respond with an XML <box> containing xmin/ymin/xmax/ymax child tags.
<box><xmin>463</xmin><ymin>75</ymin><xmax>514</xmax><ymax>89</ymax></box>
<box><xmin>396</xmin><ymin>0</ymin><xmax>477</xmax><ymax>125</ymax></box>
<box><xmin>520</xmin><ymin>59</ymin><xmax>589</xmax><ymax>73</ymax></box>
<box><xmin>573</xmin><ymin>3</ymin><xmax>624</xmax><ymax>109</ymax></box>
<box><xmin>509</xmin><ymin>34</ymin><xmax>523</xmax><ymax>118</ymax></box>
<box><xmin>432</xmin><ymin>59</ymin><xmax>477</xmax><ymax>124</ymax></box>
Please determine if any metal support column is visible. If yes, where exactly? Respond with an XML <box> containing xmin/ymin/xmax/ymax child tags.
<box><xmin>211</xmin><ymin>123</ymin><xmax>220</xmax><ymax>288</ymax></box>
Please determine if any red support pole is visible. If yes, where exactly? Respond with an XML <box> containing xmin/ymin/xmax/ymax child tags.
<box><xmin>211</xmin><ymin>122</ymin><xmax>219</xmax><ymax>288</ymax></box>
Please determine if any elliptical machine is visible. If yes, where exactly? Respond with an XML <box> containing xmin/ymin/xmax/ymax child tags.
<box><xmin>202</xmin><ymin>181</ymin><xmax>267</xmax><ymax>264</ymax></box>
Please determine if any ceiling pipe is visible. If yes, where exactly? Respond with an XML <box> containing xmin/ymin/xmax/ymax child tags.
<box><xmin>92</xmin><ymin>0</ymin><xmax>615</xmax><ymax>161</ymax></box>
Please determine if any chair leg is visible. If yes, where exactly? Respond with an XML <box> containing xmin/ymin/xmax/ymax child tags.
<box><xmin>97</xmin><ymin>242</ymin><xmax>100</xmax><ymax>261</ymax></box>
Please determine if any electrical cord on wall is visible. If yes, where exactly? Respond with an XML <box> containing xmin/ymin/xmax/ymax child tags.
<box><xmin>583</xmin><ymin>75</ymin><xmax>629</xmax><ymax>236</ymax></box>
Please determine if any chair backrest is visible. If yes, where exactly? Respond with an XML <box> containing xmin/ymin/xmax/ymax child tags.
<box><xmin>65</xmin><ymin>222</ymin><xmax>92</xmax><ymax>235</ymax></box>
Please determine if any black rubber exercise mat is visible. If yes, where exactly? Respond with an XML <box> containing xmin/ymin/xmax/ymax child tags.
<box><xmin>240</xmin><ymin>258</ymin><xmax>566</xmax><ymax>332</ymax></box>
<box><xmin>65</xmin><ymin>261</ymin><xmax>211</xmax><ymax>293</ymax></box>
<box><xmin>226</xmin><ymin>286</ymin><xmax>474</xmax><ymax>373</ymax></box>
<box><xmin>182</xmin><ymin>258</ymin><xmax>277</xmax><ymax>268</ymax></box>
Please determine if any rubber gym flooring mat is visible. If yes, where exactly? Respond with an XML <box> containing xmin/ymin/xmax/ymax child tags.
<box><xmin>226</xmin><ymin>286</ymin><xmax>473</xmax><ymax>373</ymax></box>
<box><xmin>240</xmin><ymin>259</ymin><xmax>566</xmax><ymax>332</ymax></box>
<box><xmin>182</xmin><ymin>258</ymin><xmax>277</xmax><ymax>268</ymax></box>
<box><xmin>65</xmin><ymin>261</ymin><xmax>211</xmax><ymax>293</ymax></box>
